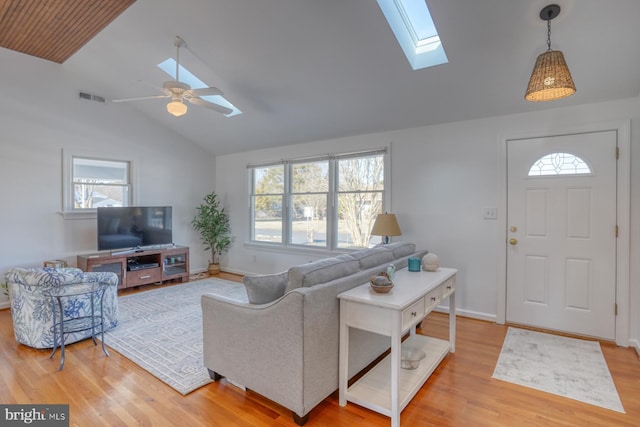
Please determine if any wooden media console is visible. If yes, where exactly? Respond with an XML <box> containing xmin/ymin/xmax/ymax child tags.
<box><xmin>77</xmin><ymin>245</ymin><xmax>189</xmax><ymax>290</ymax></box>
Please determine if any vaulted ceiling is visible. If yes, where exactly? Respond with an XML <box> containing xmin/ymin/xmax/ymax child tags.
<box><xmin>3</xmin><ymin>0</ymin><xmax>640</xmax><ymax>155</ymax></box>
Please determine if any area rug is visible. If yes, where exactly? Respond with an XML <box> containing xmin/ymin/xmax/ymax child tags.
<box><xmin>492</xmin><ymin>327</ymin><xmax>625</xmax><ymax>413</ymax></box>
<box><xmin>103</xmin><ymin>278</ymin><xmax>248</xmax><ymax>395</ymax></box>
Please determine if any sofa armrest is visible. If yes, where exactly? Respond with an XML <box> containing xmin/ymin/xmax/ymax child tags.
<box><xmin>201</xmin><ymin>290</ymin><xmax>307</xmax><ymax>414</ymax></box>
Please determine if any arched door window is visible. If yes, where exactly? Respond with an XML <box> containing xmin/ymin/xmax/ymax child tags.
<box><xmin>528</xmin><ymin>152</ymin><xmax>592</xmax><ymax>176</ymax></box>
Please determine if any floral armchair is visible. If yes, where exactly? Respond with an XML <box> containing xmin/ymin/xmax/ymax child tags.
<box><xmin>4</xmin><ymin>267</ymin><xmax>119</xmax><ymax>349</ymax></box>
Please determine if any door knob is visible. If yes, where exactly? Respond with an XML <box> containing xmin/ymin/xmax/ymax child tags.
<box><xmin>509</xmin><ymin>238</ymin><xmax>518</xmax><ymax>245</ymax></box>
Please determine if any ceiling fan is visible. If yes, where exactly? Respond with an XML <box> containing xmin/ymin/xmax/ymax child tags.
<box><xmin>112</xmin><ymin>36</ymin><xmax>233</xmax><ymax>117</ymax></box>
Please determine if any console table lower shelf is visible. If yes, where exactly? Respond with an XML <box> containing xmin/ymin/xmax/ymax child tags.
<box><xmin>345</xmin><ymin>334</ymin><xmax>450</xmax><ymax>416</ymax></box>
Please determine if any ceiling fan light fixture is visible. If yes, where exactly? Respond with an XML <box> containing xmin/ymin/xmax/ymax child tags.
<box><xmin>167</xmin><ymin>99</ymin><xmax>187</xmax><ymax>117</ymax></box>
<box><xmin>525</xmin><ymin>4</ymin><xmax>576</xmax><ymax>102</ymax></box>
<box><xmin>112</xmin><ymin>36</ymin><xmax>234</xmax><ymax>117</ymax></box>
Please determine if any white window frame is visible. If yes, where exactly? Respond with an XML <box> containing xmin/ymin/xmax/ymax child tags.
<box><xmin>289</xmin><ymin>158</ymin><xmax>330</xmax><ymax>249</ymax></box>
<box><xmin>61</xmin><ymin>149</ymin><xmax>138</xmax><ymax>219</ymax></box>
<box><xmin>248</xmin><ymin>149</ymin><xmax>388</xmax><ymax>252</ymax></box>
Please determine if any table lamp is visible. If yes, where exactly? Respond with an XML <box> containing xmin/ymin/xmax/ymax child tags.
<box><xmin>371</xmin><ymin>213</ymin><xmax>402</xmax><ymax>244</ymax></box>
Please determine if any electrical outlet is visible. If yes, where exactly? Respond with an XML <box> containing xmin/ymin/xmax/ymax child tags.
<box><xmin>483</xmin><ymin>207</ymin><xmax>498</xmax><ymax>220</ymax></box>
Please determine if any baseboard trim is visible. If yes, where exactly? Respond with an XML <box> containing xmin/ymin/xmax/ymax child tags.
<box><xmin>190</xmin><ymin>267</ymin><xmax>250</xmax><ymax>275</ymax></box>
<box><xmin>629</xmin><ymin>339</ymin><xmax>640</xmax><ymax>357</ymax></box>
<box><xmin>433</xmin><ymin>306</ymin><xmax>497</xmax><ymax>323</ymax></box>
<box><xmin>219</xmin><ymin>267</ymin><xmax>255</xmax><ymax>276</ymax></box>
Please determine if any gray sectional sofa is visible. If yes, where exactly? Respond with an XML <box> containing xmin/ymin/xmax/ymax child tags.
<box><xmin>201</xmin><ymin>242</ymin><xmax>427</xmax><ymax>425</ymax></box>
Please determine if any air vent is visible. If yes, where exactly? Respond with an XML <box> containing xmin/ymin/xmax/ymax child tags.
<box><xmin>79</xmin><ymin>91</ymin><xmax>105</xmax><ymax>103</ymax></box>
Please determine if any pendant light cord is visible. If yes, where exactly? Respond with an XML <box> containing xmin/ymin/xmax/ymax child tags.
<box><xmin>546</xmin><ymin>13</ymin><xmax>552</xmax><ymax>51</ymax></box>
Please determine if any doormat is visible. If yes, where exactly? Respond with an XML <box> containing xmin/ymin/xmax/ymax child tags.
<box><xmin>492</xmin><ymin>327</ymin><xmax>625</xmax><ymax>413</ymax></box>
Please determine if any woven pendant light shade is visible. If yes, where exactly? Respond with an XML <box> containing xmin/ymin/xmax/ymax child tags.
<box><xmin>525</xmin><ymin>50</ymin><xmax>576</xmax><ymax>101</ymax></box>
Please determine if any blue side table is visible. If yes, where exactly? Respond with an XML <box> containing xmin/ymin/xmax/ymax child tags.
<box><xmin>44</xmin><ymin>282</ymin><xmax>110</xmax><ymax>371</ymax></box>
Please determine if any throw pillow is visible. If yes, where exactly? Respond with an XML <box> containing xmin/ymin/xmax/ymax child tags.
<box><xmin>243</xmin><ymin>271</ymin><xmax>288</xmax><ymax>304</ymax></box>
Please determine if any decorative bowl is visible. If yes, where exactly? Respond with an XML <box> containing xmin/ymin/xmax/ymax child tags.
<box><xmin>370</xmin><ymin>273</ymin><xmax>393</xmax><ymax>293</ymax></box>
<box><xmin>370</xmin><ymin>282</ymin><xmax>394</xmax><ymax>294</ymax></box>
<box><xmin>401</xmin><ymin>347</ymin><xmax>426</xmax><ymax>370</ymax></box>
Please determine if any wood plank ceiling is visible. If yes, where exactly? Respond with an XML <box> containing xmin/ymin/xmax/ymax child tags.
<box><xmin>0</xmin><ymin>0</ymin><xmax>135</xmax><ymax>64</ymax></box>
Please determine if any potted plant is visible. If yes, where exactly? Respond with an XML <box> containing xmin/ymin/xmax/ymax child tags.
<box><xmin>192</xmin><ymin>192</ymin><xmax>231</xmax><ymax>275</ymax></box>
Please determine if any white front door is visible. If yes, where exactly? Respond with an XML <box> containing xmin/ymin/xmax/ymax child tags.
<box><xmin>506</xmin><ymin>131</ymin><xmax>617</xmax><ymax>340</ymax></box>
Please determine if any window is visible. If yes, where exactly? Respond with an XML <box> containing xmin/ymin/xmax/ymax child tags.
<box><xmin>251</xmin><ymin>164</ymin><xmax>284</xmax><ymax>243</ymax></box>
<box><xmin>290</xmin><ymin>160</ymin><xmax>329</xmax><ymax>247</ymax></box>
<box><xmin>249</xmin><ymin>150</ymin><xmax>386</xmax><ymax>250</ymax></box>
<box><xmin>72</xmin><ymin>157</ymin><xmax>131</xmax><ymax>209</ymax></box>
<box><xmin>62</xmin><ymin>151</ymin><xmax>133</xmax><ymax>217</ymax></box>
<box><xmin>528</xmin><ymin>152</ymin><xmax>592</xmax><ymax>176</ymax></box>
<box><xmin>337</xmin><ymin>154</ymin><xmax>384</xmax><ymax>248</ymax></box>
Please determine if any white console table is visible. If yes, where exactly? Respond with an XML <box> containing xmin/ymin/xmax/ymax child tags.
<box><xmin>338</xmin><ymin>267</ymin><xmax>457</xmax><ymax>427</ymax></box>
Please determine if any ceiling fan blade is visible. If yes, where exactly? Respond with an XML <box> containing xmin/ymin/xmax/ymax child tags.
<box><xmin>188</xmin><ymin>97</ymin><xmax>233</xmax><ymax>115</ymax></box>
<box><xmin>188</xmin><ymin>86</ymin><xmax>223</xmax><ymax>97</ymax></box>
<box><xmin>112</xmin><ymin>94</ymin><xmax>170</xmax><ymax>103</ymax></box>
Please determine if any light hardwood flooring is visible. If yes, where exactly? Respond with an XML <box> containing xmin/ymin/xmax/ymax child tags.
<box><xmin>1</xmin><ymin>273</ymin><xmax>639</xmax><ymax>426</ymax></box>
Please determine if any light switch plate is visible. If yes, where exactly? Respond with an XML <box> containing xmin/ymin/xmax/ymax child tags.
<box><xmin>483</xmin><ymin>207</ymin><xmax>498</xmax><ymax>220</ymax></box>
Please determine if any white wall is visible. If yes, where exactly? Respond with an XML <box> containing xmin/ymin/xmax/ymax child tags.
<box><xmin>1</xmin><ymin>48</ymin><xmax>637</xmax><ymax>351</ymax></box>
<box><xmin>216</xmin><ymin>97</ymin><xmax>640</xmax><ymax>347</ymax></box>
<box><xmin>0</xmin><ymin>49</ymin><xmax>217</xmax><ymax>308</ymax></box>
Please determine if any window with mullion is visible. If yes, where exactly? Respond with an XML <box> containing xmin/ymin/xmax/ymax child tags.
<box><xmin>336</xmin><ymin>154</ymin><xmax>384</xmax><ymax>248</ymax></box>
<box><xmin>251</xmin><ymin>164</ymin><xmax>285</xmax><ymax>243</ymax></box>
<box><xmin>71</xmin><ymin>156</ymin><xmax>131</xmax><ymax>209</ymax></box>
<box><xmin>248</xmin><ymin>150</ymin><xmax>386</xmax><ymax>250</ymax></box>
<box><xmin>289</xmin><ymin>161</ymin><xmax>329</xmax><ymax>248</ymax></box>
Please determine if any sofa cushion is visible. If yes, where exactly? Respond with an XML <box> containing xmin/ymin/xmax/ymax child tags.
<box><xmin>384</xmin><ymin>242</ymin><xmax>416</xmax><ymax>259</ymax></box>
<box><xmin>286</xmin><ymin>254</ymin><xmax>359</xmax><ymax>292</ymax></box>
<box><xmin>349</xmin><ymin>247</ymin><xmax>394</xmax><ymax>270</ymax></box>
<box><xmin>243</xmin><ymin>271</ymin><xmax>288</xmax><ymax>304</ymax></box>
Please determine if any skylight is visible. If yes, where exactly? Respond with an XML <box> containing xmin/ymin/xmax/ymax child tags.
<box><xmin>158</xmin><ymin>59</ymin><xmax>242</xmax><ymax>117</ymax></box>
<box><xmin>377</xmin><ymin>0</ymin><xmax>448</xmax><ymax>70</ymax></box>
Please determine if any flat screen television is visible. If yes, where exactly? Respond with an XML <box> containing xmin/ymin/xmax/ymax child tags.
<box><xmin>97</xmin><ymin>206</ymin><xmax>173</xmax><ymax>251</ymax></box>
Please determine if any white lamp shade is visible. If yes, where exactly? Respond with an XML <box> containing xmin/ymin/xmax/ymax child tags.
<box><xmin>371</xmin><ymin>213</ymin><xmax>402</xmax><ymax>237</ymax></box>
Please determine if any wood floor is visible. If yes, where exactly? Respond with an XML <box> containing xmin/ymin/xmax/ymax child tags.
<box><xmin>1</xmin><ymin>273</ymin><xmax>639</xmax><ymax>427</ymax></box>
